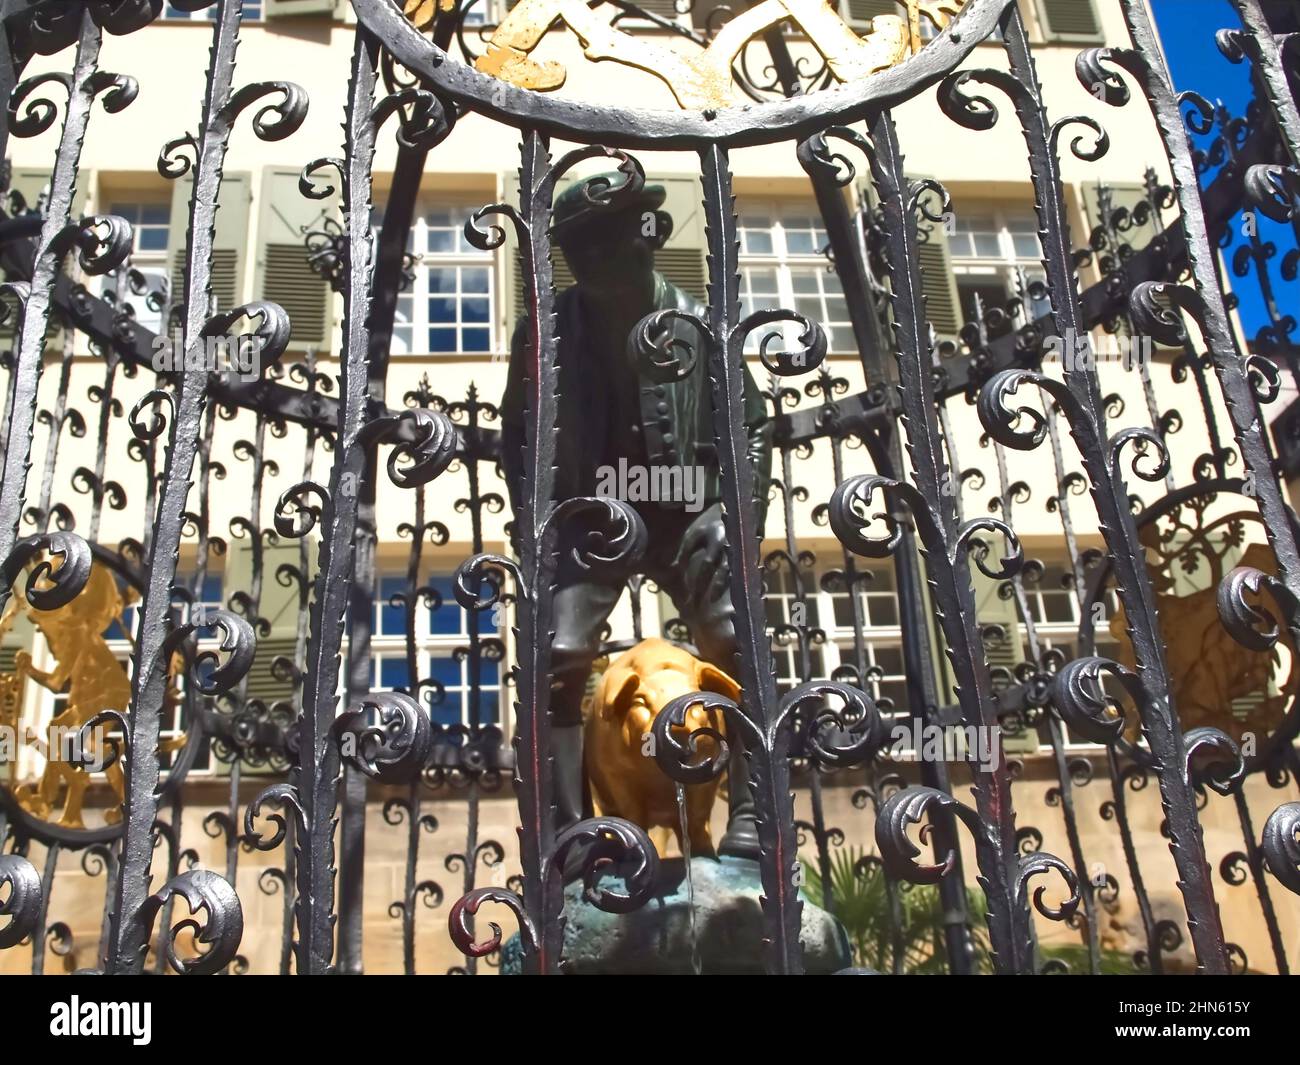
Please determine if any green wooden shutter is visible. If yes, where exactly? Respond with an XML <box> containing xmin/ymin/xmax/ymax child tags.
<box><xmin>10</xmin><ymin>166</ymin><xmax>40</xmax><ymax>215</ymax></box>
<box><xmin>503</xmin><ymin>167</ymin><xmax>568</xmax><ymax>329</ymax></box>
<box><xmin>509</xmin><ymin>247</ymin><xmax>575</xmax><ymax>329</ymax></box>
<box><xmin>216</xmin><ymin>541</ymin><xmax>302</xmax><ymax>774</ymax></box>
<box><xmin>2</xmin><ymin>169</ymin><xmax>88</xmax><ymax>348</ymax></box>
<box><xmin>1086</xmin><ymin>182</ymin><xmax>1160</xmax><ymax>250</ymax></box>
<box><xmin>504</xmin><ymin>171</ymin><xmax>708</xmax><ymax>328</ymax></box>
<box><xmin>974</xmin><ymin>572</ymin><xmax>1024</xmax><ymax>673</ymax></box>
<box><xmin>1037</xmin><ymin>0</ymin><xmax>1102</xmax><ymax>42</ymax></box>
<box><xmin>5</xmin><ymin>166</ymin><xmax>88</xmax><ymax>227</ymax></box>
<box><xmin>654</xmin><ymin>174</ymin><xmax>708</xmax><ymax>300</ymax></box>
<box><xmin>8</xmin><ymin>165</ymin><xmax>86</xmax><ymax>217</ymax></box>
<box><xmin>264</xmin><ymin>0</ymin><xmax>338</xmax><ymax>17</ymax></box>
<box><xmin>168</xmin><ymin>171</ymin><xmax>251</xmax><ymax>317</ymax></box>
<box><xmin>907</xmin><ymin>173</ymin><xmax>962</xmax><ymax>339</ymax></box>
<box><xmin>255</xmin><ymin>167</ymin><xmax>334</xmax><ymax>351</ymax></box>
<box><xmin>853</xmin><ymin>171</ymin><xmax>960</xmax><ymax>340</ymax></box>
<box><xmin>972</xmin><ymin>570</ymin><xmax>1039</xmax><ymax>753</ymax></box>
<box><xmin>250</xmin><ymin>541</ymin><xmax>310</xmax><ymax>716</ymax></box>
<box><xmin>245</xmin><ymin>635</ymin><xmax>298</xmax><ymax>710</ymax></box>
<box><xmin>841</xmin><ymin>0</ymin><xmax>900</xmax><ymax>32</ymax></box>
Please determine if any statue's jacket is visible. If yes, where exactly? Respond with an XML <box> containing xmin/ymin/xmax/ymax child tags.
<box><xmin>501</xmin><ymin>273</ymin><xmax>774</xmax><ymax>539</ymax></box>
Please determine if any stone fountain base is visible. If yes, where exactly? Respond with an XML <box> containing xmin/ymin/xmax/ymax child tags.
<box><xmin>500</xmin><ymin>855</ymin><xmax>852</xmax><ymax>974</ymax></box>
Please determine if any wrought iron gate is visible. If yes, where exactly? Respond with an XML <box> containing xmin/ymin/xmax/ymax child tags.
<box><xmin>0</xmin><ymin>0</ymin><xmax>1297</xmax><ymax>976</ymax></box>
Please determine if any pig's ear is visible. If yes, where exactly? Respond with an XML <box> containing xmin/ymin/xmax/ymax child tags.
<box><xmin>599</xmin><ymin>669</ymin><xmax>640</xmax><ymax>721</ymax></box>
<box><xmin>698</xmin><ymin>663</ymin><xmax>741</xmax><ymax>703</ymax></box>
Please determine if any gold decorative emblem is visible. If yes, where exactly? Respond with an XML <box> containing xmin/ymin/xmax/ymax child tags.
<box><xmin>405</xmin><ymin>0</ymin><xmax>970</xmax><ymax>110</ymax></box>
<box><xmin>0</xmin><ymin>561</ymin><xmax>187</xmax><ymax>829</ymax></box>
<box><xmin>1108</xmin><ymin>503</ymin><xmax>1296</xmax><ymax>744</ymax></box>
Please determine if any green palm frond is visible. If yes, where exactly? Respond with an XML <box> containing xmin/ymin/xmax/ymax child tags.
<box><xmin>804</xmin><ymin>847</ymin><xmax>1136</xmax><ymax>974</ymax></box>
<box><xmin>801</xmin><ymin>846</ymin><xmax>992</xmax><ymax>974</ymax></box>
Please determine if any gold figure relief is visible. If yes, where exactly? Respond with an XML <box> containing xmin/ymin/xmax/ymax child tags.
<box><xmin>404</xmin><ymin>0</ymin><xmax>971</xmax><ymax>110</ymax></box>
<box><xmin>1107</xmin><ymin>505</ymin><xmax>1297</xmax><ymax>745</ymax></box>
<box><xmin>0</xmin><ymin>560</ymin><xmax>186</xmax><ymax>830</ymax></box>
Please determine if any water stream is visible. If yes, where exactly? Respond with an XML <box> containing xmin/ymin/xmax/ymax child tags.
<box><xmin>675</xmin><ymin>782</ymin><xmax>702</xmax><ymax>975</ymax></box>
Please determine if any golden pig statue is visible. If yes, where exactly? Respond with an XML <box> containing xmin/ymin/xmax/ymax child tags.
<box><xmin>586</xmin><ymin>638</ymin><xmax>738</xmax><ymax>859</ymax></box>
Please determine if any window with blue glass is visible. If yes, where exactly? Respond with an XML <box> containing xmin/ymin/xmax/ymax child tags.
<box><xmin>371</xmin><ymin>654</ymin><xmax>413</xmax><ymax>694</ymax></box>
<box><xmin>429</xmin><ymin>653</ymin><xmax>501</xmax><ymax>727</ymax></box>
<box><xmin>104</xmin><ymin>571</ymin><xmax>222</xmax><ymax>641</ymax></box>
<box><xmin>373</xmin><ymin>202</ymin><xmax>496</xmax><ymax>357</ymax></box>
<box><xmin>109</xmin><ymin>201</ymin><xmax>169</xmax><ymax>253</ymax></box>
<box><xmin>368</xmin><ymin>570</ymin><xmax>502</xmax><ymax>727</ymax></box>
<box><xmin>373</xmin><ymin>574</ymin><xmax>410</xmax><ymax>636</ymax></box>
<box><xmin>427</xmin><ymin>575</ymin><xmax>496</xmax><ymax>637</ymax></box>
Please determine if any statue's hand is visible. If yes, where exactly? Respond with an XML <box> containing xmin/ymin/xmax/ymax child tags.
<box><xmin>12</xmin><ymin>650</ymin><xmax>31</xmax><ymax>675</ymax></box>
<box><xmin>678</xmin><ymin>503</ymin><xmax>728</xmax><ymax>604</ymax></box>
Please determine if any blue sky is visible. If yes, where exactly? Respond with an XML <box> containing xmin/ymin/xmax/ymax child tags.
<box><xmin>1148</xmin><ymin>0</ymin><xmax>1295</xmax><ymax>342</ymax></box>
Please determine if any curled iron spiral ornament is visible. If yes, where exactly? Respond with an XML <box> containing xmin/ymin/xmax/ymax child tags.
<box><xmin>274</xmin><ymin>481</ymin><xmax>331</xmax><ymax>539</ymax></box>
<box><xmin>137</xmin><ymin>869</ymin><xmax>244</xmax><ymax>976</ymax></box>
<box><xmin>653</xmin><ymin>679</ymin><xmax>884</xmax><ymax>783</ymax></box>
<box><xmin>1261</xmin><ymin>803</ymin><xmax>1300</xmax><ymax>896</ymax></box>
<box><xmin>0</xmin><ymin>531</ymin><xmax>93</xmax><ymax>612</ymax></box>
<box><xmin>0</xmin><ymin>855</ymin><xmax>42</xmax><ymax>949</ymax></box>
<box><xmin>360</xmin><ymin>408</ymin><xmax>459</xmax><ymax>488</ymax></box>
<box><xmin>50</xmin><ymin>214</ymin><xmax>135</xmax><ymax>275</ymax></box>
<box><xmin>370</xmin><ymin>86</ymin><xmax>456</xmax><ymax>150</ymax></box>
<box><xmin>630</xmin><ymin>307</ymin><xmax>708</xmax><ymax>383</ymax></box>
<box><xmin>652</xmin><ymin>690</ymin><xmax>734</xmax><ymax>785</ymax></box>
<box><xmin>732</xmin><ymin>308</ymin><xmax>828</xmax><ymax>376</ymax></box>
<box><xmin>448</xmin><ymin>886</ymin><xmax>535</xmax><ymax>959</ymax></box>
<box><xmin>1052</xmin><ymin>656</ymin><xmax>1152</xmax><ymax>764</ymax></box>
<box><xmin>877</xmin><ymin>786</ymin><xmax>1080</xmax><ymax>924</ymax></box>
<box><xmin>453</xmin><ymin>553</ymin><xmax>520</xmax><ymax>612</ymax></box>
<box><xmin>1217</xmin><ymin>564</ymin><xmax>1293</xmax><ymax>653</ymax></box>
<box><xmin>244</xmin><ymin>783</ymin><xmax>306</xmax><ymax>853</ymax></box>
<box><xmin>551</xmin><ymin>816</ymin><xmax>661</xmax><ymax>915</ymax></box>
<box><xmin>164</xmin><ymin>607</ymin><xmax>257</xmax><ymax>697</ymax></box>
<box><xmin>336</xmin><ymin>691</ymin><xmax>434</xmax><ymax>783</ymax></box>
<box><xmin>545</xmin><ymin>496</ymin><xmax>648</xmax><ymax>573</ymax></box>
<box><xmin>1184</xmin><ymin>728</ymin><xmax>1246</xmax><ymax>796</ymax></box>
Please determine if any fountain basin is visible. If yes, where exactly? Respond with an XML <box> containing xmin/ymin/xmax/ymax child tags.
<box><xmin>500</xmin><ymin>855</ymin><xmax>852</xmax><ymax>974</ymax></box>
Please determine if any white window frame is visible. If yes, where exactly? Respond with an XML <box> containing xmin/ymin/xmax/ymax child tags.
<box><xmin>368</xmin><ymin>571</ymin><xmax>504</xmax><ymax>729</ymax></box>
<box><xmin>736</xmin><ymin>201</ymin><xmax>853</xmax><ymax>356</ymax></box>
<box><xmin>764</xmin><ymin>561</ymin><xmax>909</xmax><ymax>715</ymax></box>
<box><xmin>378</xmin><ymin>199</ymin><xmax>497</xmax><ymax>358</ymax></box>
<box><xmin>763</xmin><ymin>555</ymin><xmax>1122</xmax><ymax>756</ymax></box>
<box><xmin>103</xmin><ymin>197</ymin><xmax>172</xmax><ymax>338</ymax></box>
<box><xmin>948</xmin><ymin>205</ymin><xmax>1051</xmax><ymax>324</ymax></box>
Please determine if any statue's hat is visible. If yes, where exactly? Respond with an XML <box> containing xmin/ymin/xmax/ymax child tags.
<box><xmin>550</xmin><ymin>172</ymin><xmax>666</xmax><ymax>240</ymax></box>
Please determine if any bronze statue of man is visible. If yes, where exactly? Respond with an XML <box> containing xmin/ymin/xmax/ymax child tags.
<box><xmin>501</xmin><ymin>175</ymin><xmax>773</xmax><ymax>858</ymax></box>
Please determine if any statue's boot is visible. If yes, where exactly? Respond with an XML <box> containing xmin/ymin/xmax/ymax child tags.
<box><xmin>553</xmin><ymin>723</ymin><xmax>594</xmax><ymax>880</ymax></box>
<box><xmin>717</xmin><ymin>730</ymin><xmax>761</xmax><ymax>861</ymax></box>
<box><xmin>553</xmin><ymin>722</ymin><xmax>585</xmax><ymax>832</ymax></box>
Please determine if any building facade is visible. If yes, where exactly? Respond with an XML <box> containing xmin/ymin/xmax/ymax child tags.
<box><xmin>0</xmin><ymin>0</ymin><xmax>1297</xmax><ymax>975</ymax></box>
